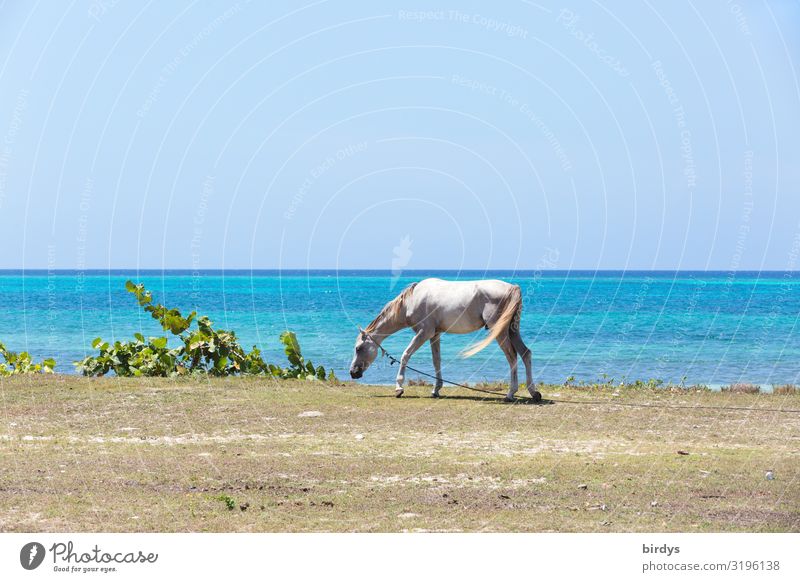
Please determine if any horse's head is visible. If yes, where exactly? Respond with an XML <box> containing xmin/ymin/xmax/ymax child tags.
<box><xmin>349</xmin><ymin>328</ymin><xmax>379</xmax><ymax>379</ymax></box>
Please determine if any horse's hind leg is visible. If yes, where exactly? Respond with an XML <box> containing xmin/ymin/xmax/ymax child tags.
<box><xmin>496</xmin><ymin>332</ymin><xmax>519</xmax><ymax>402</ymax></box>
<box><xmin>509</xmin><ymin>330</ymin><xmax>540</xmax><ymax>402</ymax></box>
<box><xmin>430</xmin><ymin>333</ymin><xmax>443</xmax><ymax>398</ymax></box>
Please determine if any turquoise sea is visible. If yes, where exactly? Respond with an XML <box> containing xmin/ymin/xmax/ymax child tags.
<box><xmin>0</xmin><ymin>270</ymin><xmax>798</xmax><ymax>387</ymax></box>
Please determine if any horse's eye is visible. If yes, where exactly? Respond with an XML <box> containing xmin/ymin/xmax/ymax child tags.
<box><xmin>356</xmin><ymin>346</ymin><xmax>362</xmax><ymax>353</ymax></box>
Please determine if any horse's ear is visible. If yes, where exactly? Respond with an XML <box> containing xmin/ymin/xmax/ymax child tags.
<box><xmin>358</xmin><ymin>326</ymin><xmax>365</xmax><ymax>338</ymax></box>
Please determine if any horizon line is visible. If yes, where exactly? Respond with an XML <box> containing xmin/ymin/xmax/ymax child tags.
<box><xmin>1</xmin><ymin>268</ymin><xmax>800</xmax><ymax>274</ymax></box>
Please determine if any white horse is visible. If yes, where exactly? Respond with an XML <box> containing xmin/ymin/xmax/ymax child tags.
<box><xmin>349</xmin><ymin>278</ymin><xmax>540</xmax><ymax>402</ymax></box>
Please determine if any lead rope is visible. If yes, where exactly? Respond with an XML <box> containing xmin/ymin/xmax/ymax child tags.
<box><xmin>370</xmin><ymin>337</ymin><xmax>800</xmax><ymax>414</ymax></box>
<box><xmin>378</xmin><ymin>342</ymin><xmax>515</xmax><ymax>398</ymax></box>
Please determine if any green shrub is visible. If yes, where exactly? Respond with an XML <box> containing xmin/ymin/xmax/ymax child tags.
<box><xmin>216</xmin><ymin>494</ymin><xmax>236</xmax><ymax>511</ymax></box>
<box><xmin>0</xmin><ymin>343</ymin><xmax>56</xmax><ymax>376</ymax></box>
<box><xmin>270</xmin><ymin>331</ymin><xmax>328</xmax><ymax>380</ymax></box>
<box><xmin>75</xmin><ymin>281</ymin><xmax>331</xmax><ymax>380</ymax></box>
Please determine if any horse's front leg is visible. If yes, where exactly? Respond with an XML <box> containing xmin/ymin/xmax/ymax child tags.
<box><xmin>395</xmin><ymin>329</ymin><xmax>432</xmax><ymax>397</ymax></box>
<box><xmin>430</xmin><ymin>333</ymin><xmax>443</xmax><ymax>398</ymax></box>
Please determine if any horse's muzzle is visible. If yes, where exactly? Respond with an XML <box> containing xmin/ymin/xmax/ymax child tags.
<box><xmin>350</xmin><ymin>367</ymin><xmax>363</xmax><ymax>379</ymax></box>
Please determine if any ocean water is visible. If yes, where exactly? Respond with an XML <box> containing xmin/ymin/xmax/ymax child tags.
<box><xmin>0</xmin><ymin>270</ymin><xmax>798</xmax><ymax>387</ymax></box>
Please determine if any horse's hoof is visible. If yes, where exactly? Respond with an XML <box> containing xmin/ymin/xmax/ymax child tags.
<box><xmin>395</xmin><ymin>389</ymin><xmax>404</xmax><ymax>398</ymax></box>
<box><xmin>504</xmin><ymin>396</ymin><xmax>516</xmax><ymax>403</ymax></box>
<box><xmin>431</xmin><ymin>392</ymin><xmax>440</xmax><ymax>399</ymax></box>
<box><xmin>529</xmin><ymin>391</ymin><xmax>542</xmax><ymax>403</ymax></box>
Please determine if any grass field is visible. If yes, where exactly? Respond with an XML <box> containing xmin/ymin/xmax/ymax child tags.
<box><xmin>0</xmin><ymin>376</ymin><xmax>798</xmax><ymax>532</ymax></box>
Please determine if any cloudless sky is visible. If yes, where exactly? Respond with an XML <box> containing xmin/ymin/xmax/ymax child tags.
<box><xmin>0</xmin><ymin>0</ymin><xmax>798</xmax><ymax>270</ymax></box>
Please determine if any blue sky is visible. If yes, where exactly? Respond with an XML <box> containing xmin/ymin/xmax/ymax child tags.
<box><xmin>0</xmin><ymin>0</ymin><xmax>798</xmax><ymax>270</ymax></box>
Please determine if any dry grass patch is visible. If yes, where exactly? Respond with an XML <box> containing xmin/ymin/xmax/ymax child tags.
<box><xmin>0</xmin><ymin>376</ymin><xmax>798</xmax><ymax>532</ymax></box>
<box><xmin>721</xmin><ymin>383</ymin><xmax>762</xmax><ymax>394</ymax></box>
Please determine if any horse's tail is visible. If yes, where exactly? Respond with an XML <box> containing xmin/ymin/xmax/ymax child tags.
<box><xmin>461</xmin><ymin>285</ymin><xmax>522</xmax><ymax>358</ymax></box>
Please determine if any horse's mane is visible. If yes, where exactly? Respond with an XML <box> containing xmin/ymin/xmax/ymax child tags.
<box><xmin>365</xmin><ymin>282</ymin><xmax>417</xmax><ymax>332</ymax></box>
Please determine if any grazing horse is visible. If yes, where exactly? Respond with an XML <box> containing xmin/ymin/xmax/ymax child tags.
<box><xmin>349</xmin><ymin>278</ymin><xmax>540</xmax><ymax>402</ymax></box>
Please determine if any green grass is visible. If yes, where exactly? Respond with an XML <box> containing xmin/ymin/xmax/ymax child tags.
<box><xmin>0</xmin><ymin>376</ymin><xmax>798</xmax><ymax>532</ymax></box>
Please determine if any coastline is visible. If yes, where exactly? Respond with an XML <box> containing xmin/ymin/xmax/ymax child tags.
<box><xmin>9</xmin><ymin>373</ymin><xmax>799</xmax><ymax>394</ymax></box>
